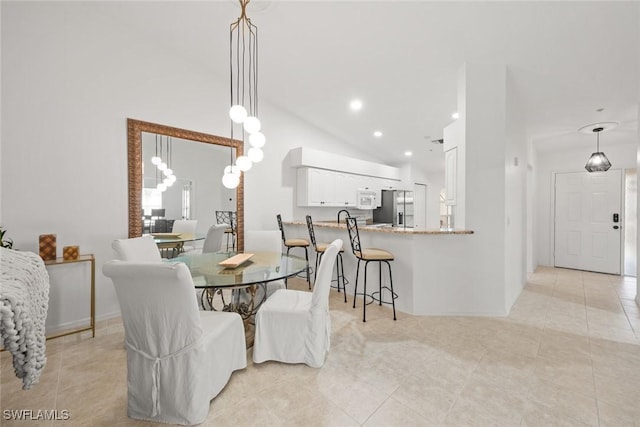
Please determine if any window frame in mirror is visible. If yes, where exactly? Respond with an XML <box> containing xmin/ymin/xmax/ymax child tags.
<box><xmin>127</xmin><ymin>118</ymin><xmax>244</xmax><ymax>251</ymax></box>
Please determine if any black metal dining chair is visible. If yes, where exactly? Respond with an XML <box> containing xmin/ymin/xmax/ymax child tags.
<box><xmin>215</xmin><ymin>210</ymin><xmax>237</xmax><ymax>251</ymax></box>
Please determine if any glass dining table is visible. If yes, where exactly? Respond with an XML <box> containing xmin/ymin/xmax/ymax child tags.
<box><xmin>171</xmin><ymin>251</ymin><xmax>308</xmax><ymax>320</ymax></box>
<box><xmin>151</xmin><ymin>233</ymin><xmax>205</xmax><ymax>258</ymax></box>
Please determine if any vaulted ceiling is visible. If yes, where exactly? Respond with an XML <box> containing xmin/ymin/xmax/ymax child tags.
<box><xmin>106</xmin><ymin>1</ymin><xmax>639</xmax><ymax>174</ymax></box>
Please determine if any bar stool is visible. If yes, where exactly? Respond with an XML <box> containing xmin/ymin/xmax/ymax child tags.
<box><xmin>276</xmin><ymin>214</ymin><xmax>311</xmax><ymax>288</ymax></box>
<box><xmin>215</xmin><ymin>210</ymin><xmax>237</xmax><ymax>251</ymax></box>
<box><xmin>345</xmin><ymin>217</ymin><xmax>397</xmax><ymax>322</ymax></box>
<box><xmin>306</xmin><ymin>215</ymin><xmax>348</xmax><ymax>303</ymax></box>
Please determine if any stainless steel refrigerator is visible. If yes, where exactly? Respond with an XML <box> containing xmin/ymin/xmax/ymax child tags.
<box><xmin>373</xmin><ymin>190</ymin><xmax>414</xmax><ymax>228</ymax></box>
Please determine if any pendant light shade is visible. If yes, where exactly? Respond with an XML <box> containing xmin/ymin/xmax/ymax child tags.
<box><xmin>585</xmin><ymin>152</ymin><xmax>612</xmax><ymax>172</ymax></box>
<box><xmin>229</xmin><ymin>105</ymin><xmax>248</xmax><ymax>123</ymax></box>
<box><xmin>222</xmin><ymin>172</ymin><xmax>240</xmax><ymax>189</ymax></box>
<box><xmin>236</xmin><ymin>155</ymin><xmax>252</xmax><ymax>172</ymax></box>
<box><xmin>249</xmin><ymin>131</ymin><xmax>266</xmax><ymax>148</ymax></box>
<box><xmin>584</xmin><ymin>127</ymin><xmax>611</xmax><ymax>173</ymax></box>
<box><xmin>247</xmin><ymin>147</ymin><xmax>264</xmax><ymax>163</ymax></box>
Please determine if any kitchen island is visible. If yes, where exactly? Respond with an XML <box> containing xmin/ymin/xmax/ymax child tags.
<box><xmin>287</xmin><ymin>220</ymin><xmax>474</xmax><ymax>235</ymax></box>
<box><xmin>284</xmin><ymin>221</ymin><xmax>508</xmax><ymax>317</ymax></box>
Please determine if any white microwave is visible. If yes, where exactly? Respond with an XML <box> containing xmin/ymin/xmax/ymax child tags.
<box><xmin>356</xmin><ymin>189</ymin><xmax>377</xmax><ymax>210</ymax></box>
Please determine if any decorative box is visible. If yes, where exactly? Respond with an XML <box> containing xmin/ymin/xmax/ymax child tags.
<box><xmin>63</xmin><ymin>246</ymin><xmax>79</xmax><ymax>261</ymax></box>
<box><xmin>39</xmin><ymin>234</ymin><xmax>57</xmax><ymax>261</ymax></box>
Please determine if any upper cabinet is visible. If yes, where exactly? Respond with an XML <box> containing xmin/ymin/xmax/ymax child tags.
<box><xmin>297</xmin><ymin>168</ymin><xmax>354</xmax><ymax>207</ymax></box>
<box><xmin>297</xmin><ymin>167</ymin><xmax>399</xmax><ymax>208</ymax></box>
<box><xmin>291</xmin><ymin>147</ymin><xmax>403</xmax><ymax>208</ymax></box>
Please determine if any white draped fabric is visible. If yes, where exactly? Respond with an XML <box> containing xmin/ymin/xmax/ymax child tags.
<box><xmin>112</xmin><ymin>235</ymin><xmax>161</xmax><ymax>262</ymax></box>
<box><xmin>244</xmin><ymin>230</ymin><xmax>286</xmax><ymax>297</ymax></box>
<box><xmin>0</xmin><ymin>248</ymin><xmax>49</xmax><ymax>389</ymax></box>
<box><xmin>253</xmin><ymin>239</ymin><xmax>342</xmax><ymax>368</ymax></box>
<box><xmin>103</xmin><ymin>261</ymin><xmax>246</xmax><ymax>425</ymax></box>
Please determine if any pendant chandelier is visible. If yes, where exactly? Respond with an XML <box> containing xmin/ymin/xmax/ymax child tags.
<box><xmin>222</xmin><ymin>0</ymin><xmax>265</xmax><ymax>189</ymax></box>
<box><xmin>580</xmin><ymin>122</ymin><xmax>616</xmax><ymax>173</ymax></box>
<box><xmin>584</xmin><ymin>127</ymin><xmax>611</xmax><ymax>173</ymax></box>
<box><xmin>151</xmin><ymin>135</ymin><xmax>177</xmax><ymax>192</ymax></box>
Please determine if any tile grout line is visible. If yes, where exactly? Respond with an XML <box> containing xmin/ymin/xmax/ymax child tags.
<box><xmin>584</xmin><ymin>271</ymin><xmax>603</xmax><ymax>427</ymax></box>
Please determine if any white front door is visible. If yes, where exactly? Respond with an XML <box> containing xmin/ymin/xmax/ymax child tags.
<box><xmin>554</xmin><ymin>170</ymin><xmax>622</xmax><ymax>274</ymax></box>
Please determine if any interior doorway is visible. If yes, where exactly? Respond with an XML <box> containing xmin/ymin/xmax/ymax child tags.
<box><xmin>554</xmin><ymin>170</ymin><xmax>622</xmax><ymax>275</ymax></box>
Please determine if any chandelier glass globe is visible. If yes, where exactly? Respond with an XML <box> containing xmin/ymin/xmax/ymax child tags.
<box><xmin>249</xmin><ymin>131</ymin><xmax>266</xmax><ymax>148</ymax></box>
<box><xmin>236</xmin><ymin>155</ymin><xmax>252</xmax><ymax>171</ymax></box>
<box><xmin>222</xmin><ymin>172</ymin><xmax>240</xmax><ymax>189</ymax></box>
<box><xmin>224</xmin><ymin>165</ymin><xmax>241</xmax><ymax>176</ymax></box>
<box><xmin>243</xmin><ymin>116</ymin><xmax>261</xmax><ymax>134</ymax></box>
<box><xmin>229</xmin><ymin>105</ymin><xmax>248</xmax><ymax>124</ymax></box>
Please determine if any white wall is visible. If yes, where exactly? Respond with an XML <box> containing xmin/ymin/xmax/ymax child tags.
<box><xmin>504</xmin><ymin>69</ymin><xmax>528</xmax><ymax>310</ymax></box>
<box><xmin>0</xmin><ymin>3</ymin><xmax>391</xmax><ymax>326</ymax></box>
<box><xmin>424</xmin><ymin>170</ymin><xmax>444</xmax><ymax>229</ymax></box>
<box><xmin>463</xmin><ymin>62</ymin><xmax>508</xmax><ymax>314</ymax></box>
<box><xmin>536</xmin><ymin>142</ymin><xmax>638</xmax><ymax>267</ymax></box>
<box><xmin>637</xmin><ymin>5</ymin><xmax>640</xmax><ymax>302</ymax></box>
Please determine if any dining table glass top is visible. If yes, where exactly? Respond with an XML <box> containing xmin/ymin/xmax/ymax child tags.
<box><xmin>171</xmin><ymin>251</ymin><xmax>308</xmax><ymax>288</ymax></box>
<box><xmin>150</xmin><ymin>232</ymin><xmax>205</xmax><ymax>244</ymax></box>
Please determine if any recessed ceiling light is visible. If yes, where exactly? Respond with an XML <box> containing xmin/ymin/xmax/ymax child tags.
<box><xmin>404</xmin><ymin>151</ymin><xmax>413</xmax><ymax>157</ymax></box>
<box><xmin>451</xmin><ymin>112</ymin><xmax>459</xmax><ymax>120</ymax></box>
<box><xmin>373</xmin><ymin>131</ymin><xmax>383</xmax><ymax>137</ymax></box>
<box><xmin>349</xmin><ymin>99</ymin><xmax>363</xmax><ymax>111</ymax></box>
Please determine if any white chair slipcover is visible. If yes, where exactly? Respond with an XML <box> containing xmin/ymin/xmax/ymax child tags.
<box><xmin>102</xmin><ymin>261</ymin><xmax>247</xmax><ymax>425</ymax></box>
<box><xmin>202</xmin><ymin>224</ymin><xmax>228</xmax><ymax>253</ymax></box>
<box><xmin>187</xmin><ymin>224</ymin><xmax>227</xmax><ymax>256</ymax></box>
<box><xmin>244</xmin><ymin>230</ymin><xmax>286</xmax><ymax>297</ymax></box>
<box><xmin>112</xmin><ymin>235</ymin><xmax>161</xmax><ymax>262</ymax></box>
<box><xmin>253</xmin><ymin>239</ymin><xmax>342</xmax><ymax>368</ymax></box>
<box><xmin>172</xmin><ymin>220</ymin><xmax>199</xmax><ymax>253</ymax></box>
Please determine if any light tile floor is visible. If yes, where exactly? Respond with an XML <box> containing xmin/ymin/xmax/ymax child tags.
<box><xmin>2</xmin><ymin>267</ymin><xmax>640</xmax><ymax>426</ymax></box>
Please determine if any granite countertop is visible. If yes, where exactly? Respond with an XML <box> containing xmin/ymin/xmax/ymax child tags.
<box><xmin>286</xmin><ymin>220</ymin><xmax>474</xmax><ymax>235</ymax></box>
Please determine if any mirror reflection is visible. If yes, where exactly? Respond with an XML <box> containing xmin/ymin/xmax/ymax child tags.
<box><xmin>127</xmin><ymin>118</ymin><xmax>244</xmax><ymax>251</ymax></box>
<box><xmin>141</xmin><ymin>132</ymin><xmax>236</xmax><ymax>236</ymax></box>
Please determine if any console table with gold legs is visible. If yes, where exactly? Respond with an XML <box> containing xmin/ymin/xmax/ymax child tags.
<box><xmin>44</xmin><ymin>254</ymin><xmax>95</xmax><ymax>340</ymax></box>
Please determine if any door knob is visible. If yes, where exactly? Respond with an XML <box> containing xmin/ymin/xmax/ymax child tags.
<box><xmin>613</xmin><ymin>225</ymin><xmax>620</xmax><ymax>230</ymax></box>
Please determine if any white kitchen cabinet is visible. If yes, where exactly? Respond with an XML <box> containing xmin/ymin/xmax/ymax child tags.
<box><xmin>444</xmin><ymin>147</ymin><xmax>457</xmax><ymax>205</ymax></box>
<box><xmin>298</xmin><ymin>168</ymin><xmax>336</xmax><ymax>206</ymax></box>
<box><xmin>297</xmin><ymin>167</ymin><xmax>400</xmax><ymax>208</ymax></box>
<box><xmin>334</xmin><ymin>172</ymin><xmax>358</xmax><ymax>206</ymax></box>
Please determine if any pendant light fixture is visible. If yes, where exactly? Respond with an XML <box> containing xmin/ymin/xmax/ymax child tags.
<box><xmin>222</xmin><ymin>0</ymin><xmax>265</xmax><ymax>189</ymax></box>
<box><xmin>584</xmin><ymin>127</ymin><xmax>611</xmax><ymax>172</ymax></box>
<box><xmin>152</xmin><ymin>135</ymin><xmax>177</xmax><ymax>192</ymax></box>
<box><xmin>580</xmin><ymin>122</ymin><xmax>616</xmax><ymax>173</ymax></box>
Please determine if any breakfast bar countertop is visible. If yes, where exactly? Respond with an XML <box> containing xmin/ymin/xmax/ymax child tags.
<box><xmin>285</xmin><ymin>220</ymin><xmax>474</xmax><ymax>235</ymax></box>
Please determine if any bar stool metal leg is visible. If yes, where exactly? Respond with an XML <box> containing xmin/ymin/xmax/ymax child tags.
<box><xmin>385</xmin><ymin>260</ymin><xmax>397</xmax><ymax>321</ymax></box>
<box><xmin>337</xmin><ymin>253</ymin><xmax>346</xmax><ymax>303</ymax></box>
<box><xmin>352</xmin><ymin>259</ymin><xmax>361</xmax><ymax>310</ymax></box>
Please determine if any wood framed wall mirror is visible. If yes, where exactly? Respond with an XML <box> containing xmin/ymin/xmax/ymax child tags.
<box><xmin>127</xmin><ymin>118</ymin><xmax>244</xmax><ymax>251</ymax></box>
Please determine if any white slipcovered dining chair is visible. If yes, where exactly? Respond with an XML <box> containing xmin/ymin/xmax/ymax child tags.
<box><xmin>172</xmin><ymin>220</ymin><xmax>198</xmax><ymax>254</ymax></box>
<box><xmin>102</xmin><ymin>260</ymin><xmax>247</xmax><ymax>425</ymax></box>
<box><xmin>253</xmin><ymin>239</ymin><xmax>342</xmax><ymax>368</ymax></box>
<box><xmin>112</xmin><ymin>235</ymin><xmax>161</xmax><ymax>261</ymax></box>
<box><xmin>244</xmin><ymin>230</ymin><xmax>286</xmax><ymax>298</ymax></box>
<box><xmin>188</xmin><ymin>223</ymin><xmax>227</xmax><ymax>256</ymax></box>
